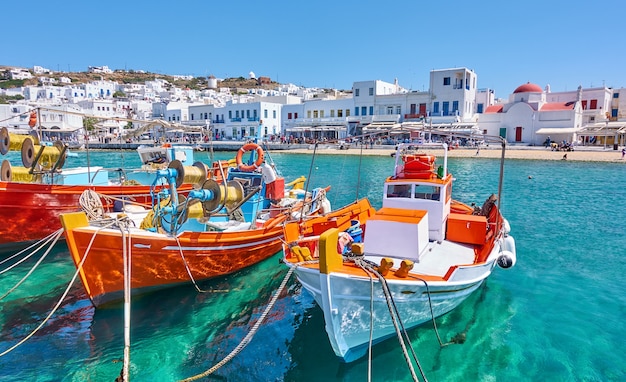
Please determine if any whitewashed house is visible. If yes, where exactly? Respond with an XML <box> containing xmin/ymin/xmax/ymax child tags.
<box><xmin>9</xmin><ymin>68</ymin><xmax>33</xmax><ymax>80</ymax></box>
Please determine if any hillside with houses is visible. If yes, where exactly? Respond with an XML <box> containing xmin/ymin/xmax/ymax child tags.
<box><xmin>0</xmin><ymin>64</ymin><xmax>624</xmax><ymax>148</ymax></box>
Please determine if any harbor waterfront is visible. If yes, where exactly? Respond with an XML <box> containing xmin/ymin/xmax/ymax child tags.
<box><xmin>0</xmin><ymin>149</ymin><xmax>625</xmax><ymax>381</ymax></box>
<box><xmin>85</xmin><ymin>140</ymin><xmax>626</xmax><ymax>163</ymax></box>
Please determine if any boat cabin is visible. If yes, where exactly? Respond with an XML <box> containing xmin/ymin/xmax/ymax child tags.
<box><xmin>363</xmin><ymin>144</ymin><xmax>454</xmax><ymax>261</ymax></box>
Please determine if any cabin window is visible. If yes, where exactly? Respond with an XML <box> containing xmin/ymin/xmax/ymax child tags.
<box><xmin>387</xmin><ymin>184</ymin><xmax>411</xmax><ymax>198</ymax></box>
<box><xmin>414</xmin><ymin>185</ymin><xmax>441</xmax><ymax>201</ymax></box>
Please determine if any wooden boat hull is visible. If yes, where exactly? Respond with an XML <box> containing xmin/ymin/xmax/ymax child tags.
<box><xmin>0</xmin><ymin>181</ymin><xmax>189</xmax><ymax>251</ymax></box>
<box><xmin>61</xmin><ymin>212</ymin><xmax>284</xmax><ymax>307</ymax></box>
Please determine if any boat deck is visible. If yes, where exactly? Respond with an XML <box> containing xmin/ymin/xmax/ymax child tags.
<box><xmin>366</xmin><ymin>239</ymin><xmax>476</xmax><ymax>278</ymax></box>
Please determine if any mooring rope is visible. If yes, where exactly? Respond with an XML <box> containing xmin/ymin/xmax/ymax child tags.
<box><xmin>120</xmin><ymin>219</ymin><xmax>133</xmax><ymax>382</ymax></box>
<box><xmin>174</xmin><ymin>236</ymin><xmax>208</xmax><ymax>293</ymax></box>
<box><xmin>0</xmin><ymin>229</ymin><xmax>63</xmax><ymax>268</ymax></box>
<box><xmin>352</xmin><ymin>257</ymin><xmax>426</xmax><ymax>382</ymax></box>
<box><xmin>366</xmin><ymin>264</ymin><xmax>375</xmax><ymax>381</ymax></box>
<box><xmin>0</xmin><ymin>220</ymin><xmax>116</xmax><ymax>357</ymax></box>
<box><xmin>0</xmin><ymin>228</ymin><xmax>63</xmax><ymax>277</ymax></box>
<box><xmin>0</xmin><ymin>229</ymin><xmax>64</xmax><ymax>302</ymax></box>
<box><xmin>179</xmin><ymin>262</ymin><xmax>312</xmax><ymax>382</ymax></box>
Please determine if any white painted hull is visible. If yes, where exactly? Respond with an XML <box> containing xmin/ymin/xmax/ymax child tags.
<box><xmin>291</xmin><ymin>258</ymin><xmax>496</xmax><ymax>362</ymax></box>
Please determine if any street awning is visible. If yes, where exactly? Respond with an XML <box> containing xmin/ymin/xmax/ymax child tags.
<box><xmin>577</xmin><ymin>122</ymin><xmax>626</xmax><ymax>136</ymax></box>
<box><xmin>535</xmin><ymin>128</ymin><xmax>580</xmax><ymax>135</ymax></box>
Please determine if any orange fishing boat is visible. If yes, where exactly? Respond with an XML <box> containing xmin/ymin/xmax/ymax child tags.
<box><xmin>60</xmin><ymin>143</ymin><xmax>329</xmax><ymax>307</ymax></box>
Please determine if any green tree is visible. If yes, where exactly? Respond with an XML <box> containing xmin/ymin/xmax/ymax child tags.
<box><xmin>0</xmin><ymin>94</ymin><xmax>25</xmax><ymax>104</ymax></box>
<box><xmin>83</xmin><ymin>117</ymin><xmax>98</xmax><ymax>132</ymax></box>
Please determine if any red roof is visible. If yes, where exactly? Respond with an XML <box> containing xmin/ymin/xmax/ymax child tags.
<box><xmin>540</xmin><ymin>102</ymin><xmax>575</xmax><ymax>111</ymax></box>
<box><xmin>484</xmin><ymin>104</ymin><xmax>504</xmax><ymax>113</ymax></box>
<box><xmin>513</xmin><ymin>83</ymin><xmax>543</xmax><ymax>93</ymax></box>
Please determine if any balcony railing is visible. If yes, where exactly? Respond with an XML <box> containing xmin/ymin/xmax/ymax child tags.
<box><xmin>404</xmin><ymin>113</ymin><xmax>425</xmax><ymax>120</ymax></box>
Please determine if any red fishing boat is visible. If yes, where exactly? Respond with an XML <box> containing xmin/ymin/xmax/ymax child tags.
<box><xmin>0</xmin><ymin>127</ymin><xmax>209</xmax><ymax>251</ymax></box>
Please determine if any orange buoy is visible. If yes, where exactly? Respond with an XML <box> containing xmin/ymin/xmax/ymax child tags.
<box><xmin>235</xmin><ymin>143</ymin><xmax>264</xmax><ymax>172</ymax></box>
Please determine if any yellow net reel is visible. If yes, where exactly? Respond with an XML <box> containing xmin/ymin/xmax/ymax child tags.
<box><xmin>1</xmin><ymin>159</ymin><xmax>41</xmax><ymax>183</ymax></box>
<box><xmin>0</xmin><ymin>126</ymin><xmax>40</xmax><ymax>155</ymax></box>
<box><xmin>166</xmin><ymin>160</ymin><xmax>208</xmax><ymax>187</ymax></box>
<box><xmin>199</xmin><ymin>178</ymin><xmax>246</xmax><ymax>215</ymax></box>
<box><xmin>21</xmin><ymin>139</ymin><xmax>67</xmax><ymax>170</ymax></box>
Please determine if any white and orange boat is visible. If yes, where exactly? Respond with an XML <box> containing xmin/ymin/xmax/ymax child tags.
<box><xmin>0</xmin><ymin>127</ymin><xmax>212</xmax><ymax>251</ymax></box>
<box><xmin>282</xmin><ymin>141</ymin><xmax>517</xmax><ymax>363</ymax></box>
<box><xmin>60</xmin><ymin>143</ymin><xmax>329</xmax><ymax>307</ymax></box>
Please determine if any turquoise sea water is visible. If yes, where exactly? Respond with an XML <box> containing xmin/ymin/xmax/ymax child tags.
<box><xmin>0</xmin><ymin>149</ymin><xmax>625</xmax><ymax>381</ymax></box>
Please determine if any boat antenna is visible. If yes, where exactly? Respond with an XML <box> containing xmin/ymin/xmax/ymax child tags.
<box><xmin>355</xmin><ymin>135</ymin><xmax>365</xmax><ymax>202</ymax></box>
<box><xmin>497</xmin><ymin>137</ymin><xmax>506</xmax><ymax>212</ymax></box>
<box><xmin>206</xmin><ymin>121</ymin><xmax>214</xmax><ymax>163</ymax></box>
<box><xmin>299</xmin><ymin>141</ymin><xmax>319</xmax><ymax>223</ymax></box>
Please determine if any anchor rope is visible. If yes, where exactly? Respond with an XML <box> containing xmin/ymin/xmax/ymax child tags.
<box><xmin>179</xmin><ymin>261</ymin><xmax>314</xmax><ymax>382</ymax></box>
<box><xmin>0</xmin><ymin>229</ymin><xmax>64</xmax><ymax>302</ymax></box>
<box><xmin>0</xmin><ymin>220</ymin><xmax>117</xmax><ymax>357</ymax></box>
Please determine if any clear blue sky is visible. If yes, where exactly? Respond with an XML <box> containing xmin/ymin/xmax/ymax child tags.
<box><xmin>3</xmin><ymin>0</ymin><xmax>625</xmax><ymax>97</ymax></box>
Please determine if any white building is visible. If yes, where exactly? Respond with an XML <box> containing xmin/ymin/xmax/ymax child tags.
<box><xmin>428</xmin><ymin>68</ymin><xmax>478</xmax><ymax>123</ymax></box>
<box><xmin>9</xmin><ymin>68</ymin><xmax>33</xmax><ymax>80</ymax></box>
<box><xmin>82</xmin><ymin>80</ymin><xmax>117</xmax><ymax>99</ymax></box>
<box><xmin>88</xmin><ymin>66</ymin><xmax>113</xmax><ymax>74</ymax></box>
<box><xmin>33</xmin><ymin>66</ymin><xmax>52</xmax><ymax>74</ymax></box>
<box><xmin>476</xmin><ymin>82</ymin><xmax>618</xmax><ymax>145</ymax></box>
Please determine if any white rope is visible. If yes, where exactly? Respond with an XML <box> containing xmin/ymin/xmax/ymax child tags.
<box><xmin>0</xmin><ymin>228</ymin><xmax>63</xmax><ymax>277</ymax></box>
<box><xmin>353</xmin><ymin>257</ymin><xmax>423</xmax><ymax>382</ymax></box>
<box><xmin>79</xmin><ymin>189</ymin><xmax>104</xmax><ymax>220</ymax></box>
<box><xmin>0</xmin><ymin>229</ymin><xmax>64</xmax><ymax>302</ymax></box>
<box><xmin>121</xmin><ymin>222</ymin><xmax>132</xmax><ymax>381</ymax></box>
<box><xmin>0</xmin><ymin>229</ymin><xmax>64</xmax><ymax>268</ymax></box>
<box><xmin>0</xmin><ymin>220</ymin><xmax>116</xmax><ymax>357</ymax></box>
